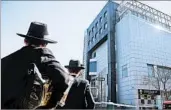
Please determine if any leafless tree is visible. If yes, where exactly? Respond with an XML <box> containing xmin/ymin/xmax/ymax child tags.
<box><xmin>144</xmin><ymin>65</ymin><xmax>171</xmax><ymax>100</ymax></box>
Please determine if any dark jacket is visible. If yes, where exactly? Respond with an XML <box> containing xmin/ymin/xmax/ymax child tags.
<box><xmin>58</xmin><ymin>75</ymin><xmax>95</xmax><ymax>109</ymax></box>
<box><xmin>1</xmin><ymin>46</ymin><xmax>69</xmax><ymax>109</ymax></box>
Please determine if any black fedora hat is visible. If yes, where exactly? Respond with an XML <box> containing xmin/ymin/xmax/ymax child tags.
<box><xmin>17</xmin><ymin>22</ymin><xmax>57</xmax><ymax>43</ymax></box>
<box><xmin>65</xmin><ymin>60</ymin><xmax>85</xmax><ymax>69</ymax></box>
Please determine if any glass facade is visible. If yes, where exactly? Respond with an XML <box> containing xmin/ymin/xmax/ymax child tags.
<box><xmin>89</xmin><ymin>61</ymin><xmax>97</xmax><ymax>72</ymax></box>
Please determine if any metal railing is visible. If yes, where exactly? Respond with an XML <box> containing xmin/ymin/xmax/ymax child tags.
<box><xmin>95</xmin><ymin>102</ymin><xmax>137</xmax><ymax>109</ymax></box>
<box><xmin>90</xmin><ymin>67</ymin><xmax>108</xmax><ymax>102</ymax></box>
<box><xmin>116</xmin><ymin>0</ymin><xmax>171</xmax><ymax>31</ymax></box>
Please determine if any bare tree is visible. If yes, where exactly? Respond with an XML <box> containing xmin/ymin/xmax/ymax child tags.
<box><xmin>144</xmin><ymin>65</ymin><xmax>171</xmax><ymax>100</ymax></box>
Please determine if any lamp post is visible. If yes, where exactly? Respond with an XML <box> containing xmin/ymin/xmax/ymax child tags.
<box><xmin>96</xmin><ymin>76</ymin><xmax>105</xmax><ymax>102</ymax></box>
<box><xmin>101</xmin><ymin>79</ymin><xmax>102</xmax><ymax>101</ymax></box>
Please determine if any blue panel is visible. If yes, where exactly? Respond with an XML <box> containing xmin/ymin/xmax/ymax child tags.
<box><xmin>89</xmin><ymin>61</ymin><xmax>97</xmax><ymax>72</ymax></box>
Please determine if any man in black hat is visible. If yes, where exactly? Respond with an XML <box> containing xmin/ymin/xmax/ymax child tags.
<box><xmin>1</xmin><ymin>22</ymin><xmax>72</xmax><ymax>109</ymax></box>
<box><xmin>57</xmin><ymin>59</ymin><xmax>95</xmax><ymax>109</ymax></box>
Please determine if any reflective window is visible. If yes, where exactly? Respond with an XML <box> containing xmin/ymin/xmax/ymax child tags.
<box><xmin>99</xmin><ymin>28</ymin><xmax>102</xmax><ymax>34</ymax></box>
<box><xmin>147</xmin><ymin>64</ymin><xmax>154</xmax><ymax>77</ymax></box>
<box><xmin>157</xmin><ymin>66</ymin><xmax>171</xmax><ymax>73</ymax></box>
<box><xmin>89</xmin><ymin>61</ymin><xmax>97</xmax><ymax>72</ymax></box>
<box><xmin>92</xmin><ymin>27</ymin><xmax>95</xmax><ymax>33</ymax></box>
<box><xmin>91</xmin><ymin>36</ymin><xmax>94</xmax><ymax>43</ymax></box>
<box><xmin>96</xmin><ymin>22</ymin><xmax>99</xmax><ymax>28</ymax></box>
<box><xmin>122</xmin><ymin>64</ymin><xmax>128</xmax><ymax>78</ymax></box>
<box><xmin>89</xmin><ymin>31</ymin><xmax>91</xmax><ymax>36</ymax></box>
<box><xmin>92</xmin><ymin>52</ymin><xmax>96</xmax><ymax>58</ymax></box>
<box><xmin>148</xmin><ymin>100</ymin><xmax>152</xmax><ymax>104</ymax></box>
<box><xmin>100</xmin><ymin>17</ymin><xmax>103</xmax><ymax>23</ymax></box>
<box><xmin>88</xmin><ymin>40</ymin><xmax>91</xmax><ymax>46</ymax></box>
<box><xmin>104</xmin><ymin>22</ymin><xmax>108</xmax><ymax>29</ymax></box>
<box><xmin>104</xmin><ymin>11</ymin><xmax>107</xmax><ymax>18</ymax></box>
<box><xmin>95</xmin><ymin>32</ymin><xmax>98</xmax><ymax>39</ymax></box>
<box><xmin>141</xmin><ymin>99</ymin><xmax>145</xmax><ymax>104</ymax></box>
<box><xmin>92</xmin><ymin>36</ymin><xmax>95</xmax><ymax>42</ymax></box>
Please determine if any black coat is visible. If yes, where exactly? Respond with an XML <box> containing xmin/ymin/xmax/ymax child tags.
<box><xmin>1</xmin><ymin>46</ymin><xmax>69</xmax><ymax>109</ymax></box>
<box><xmin>58</xmin><ymin>76</ymin><xmax>95</xmax><ymax>109</ymax></box>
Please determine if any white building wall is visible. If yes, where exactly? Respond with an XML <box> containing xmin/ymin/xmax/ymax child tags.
<box><xmin>92</xmin><ymin>41</ymin><xmax>108</xmax><ymax>101</ymax></box>
<box><xmin>83</xmin><ymin>30</ymin><xmax>88</xmax><ymax>79</ymax></box>
<box><xmin>95</xmin><ymin>41</ymin><xmax>108</xmax><ymax>74</ymax></box>
<box><xmin>116</xmin><ymin>12</ymin><xmax>171</xmax><ymax>106</ymax></box>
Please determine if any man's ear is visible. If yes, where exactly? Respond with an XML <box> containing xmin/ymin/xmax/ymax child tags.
<box><xmin>40</xmin><ymin>43</ymin><xmax>48</xmax><ymax>47</ymax></box>
<box><xmin>24</xmin><ymin>39</ymin><xmax>28</xmax><ymax>45</ymax></box>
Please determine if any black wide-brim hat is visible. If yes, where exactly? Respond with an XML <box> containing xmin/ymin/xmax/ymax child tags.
<box><xmin>17</xmin><ymin>22</ymin><xmax>57</xmax><ymax>43</ymax></box>
<box><xmin>65</xmin><ymin>60</ymin><xmax>85</xmax><ymax>69</ymax></box>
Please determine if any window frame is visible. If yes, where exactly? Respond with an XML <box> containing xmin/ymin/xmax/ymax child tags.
<box><xmin>99</xmin><ymin>28</ymin><xmax>103</xmax><ymax>34</ymax></box>
<box><xmin>147</xmin><ymin>64</ymin><xmax>155</xmax><ymax>77</ymax></box>
<box><xmin>122</xmin><ymin>64</ymin><xmax>128</xmax><ymax>78</ymax></box>
<box><xmin>96</xmin><ymin>22</ymin><xmax>99</xmax><ymax>28</ymax></box>
<box><xmin>92</xmin><ymin>27</ymin><xmax>95</xmax><ymax>33</ymax></box>
<box><xmin>100</xmin><ymin>17</ymin><xmax>103</xmax><ymax>23</ymax></box>
<box><xmin>95</xmin><ymin>32</ymin><xmax>98</xmax><ymax>39</ymax></box>
<box><xmin>104</xmin><ymin>22</ymin><xmax>108</xmax><ymax>29</ymax></box>
<box><xmin>104</xmin><ymin>11</ymin><xmax>107</xmax><ymax>18</ymax></box>
<box><xmin>89</xmin><ymin>31</ymin><xmax>91</xmax><ymax>36</ymax></box>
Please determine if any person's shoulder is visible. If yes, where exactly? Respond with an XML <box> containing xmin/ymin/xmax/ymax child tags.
<box><xmin>1</xmin><ymin>47</ymin><xmax>23</xmax><ymax>61</ymax></box>
<box><xmin>34</xmin><ymin>47</ymin><xmax>55</xmax><ymax>58</ymax></box>
<box><xmin>77</xmin><ymin>78</ymin><xmax>89</xmax><ymax>85</ymax></box>
<box><xmin>33</xmin><ymin>47</ymin><xmax>60</xmax><ymax>63</ymax></box>
<box><xmin>34</xmin><ymin>47</ymin><xmax>53</xmax><ymax>55</ymax></box>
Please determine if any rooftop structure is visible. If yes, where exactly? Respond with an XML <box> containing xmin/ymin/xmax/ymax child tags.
<box><xmin>116</xmin><ymin>1</ymin><xmax>171</xmax><ymax>31</ymax></box>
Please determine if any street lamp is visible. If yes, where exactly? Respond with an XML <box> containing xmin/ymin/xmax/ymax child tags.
<box><xmin>96</xmin><ymin>76</ymin><xmax>105</xmax><ymax>102</ymax></box>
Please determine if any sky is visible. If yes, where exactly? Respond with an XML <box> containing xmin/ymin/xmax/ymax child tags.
<box><xmin>1</xmin><ymin>1</ymin><xmax>171</xmax><ymax>67</ymax></box>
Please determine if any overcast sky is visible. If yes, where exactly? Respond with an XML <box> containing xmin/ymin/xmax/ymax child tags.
<box><xmin>1</xmin><ymin>1</ymin><xmax>171</xmax><ymax>66</ymax></box>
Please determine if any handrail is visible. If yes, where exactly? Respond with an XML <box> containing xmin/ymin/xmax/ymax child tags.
<box><xmin>95</xmin><ymin>101</ymin><xmax>136</xmax><ymax>108</ymax></box>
